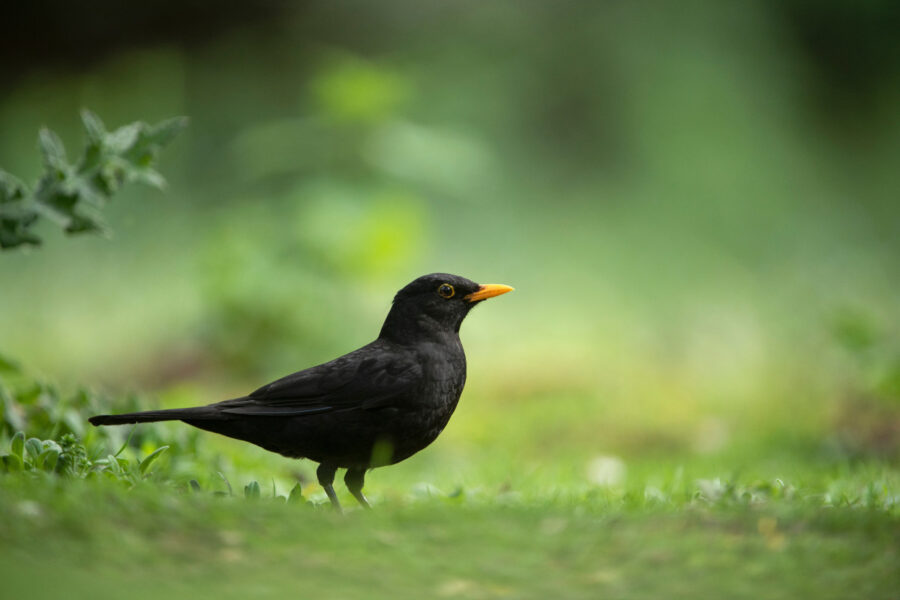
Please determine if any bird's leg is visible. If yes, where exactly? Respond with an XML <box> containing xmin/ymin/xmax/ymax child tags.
<box><xmin>344</xmin><ymin>468</ymin><xmax>371</xmax><ymax>509</ymax></box>
<box><xmin>316</xmin><ymin>463</ymin><xmax>342</xmax><ymax>512</ymax></box>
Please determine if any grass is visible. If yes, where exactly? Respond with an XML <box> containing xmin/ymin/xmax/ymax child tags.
<box><xmin>2</xmin><ymin>454</ymin><xmax>898</xmax><ymax>599</ymax></box>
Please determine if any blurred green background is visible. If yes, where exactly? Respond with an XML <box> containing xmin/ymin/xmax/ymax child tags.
<box><xmin>1</xmin><ymin>2</ymin><xmax>899</xmax><ymax>596</ymax></box>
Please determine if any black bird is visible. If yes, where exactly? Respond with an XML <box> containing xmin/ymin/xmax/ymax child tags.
<box><xmin>89</xmin><ymin>273</ymin><xmax>513</xmax><ymax>510</ymax></box>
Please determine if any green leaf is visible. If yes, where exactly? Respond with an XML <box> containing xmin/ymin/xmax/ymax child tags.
<box><xmin>105</xmin><ymin>454</ymin><xmax>122</xmax><ymax>475</ymax></box>
<box><xmin>138</xmin><ymin>445</ymin><xmax>169</xmax><ymax>476</ymax></box>
<box><xmin>130</xmin><ymin>168</ymin><xmax>167</xmax><ymax>190</ymax></box>
<box><xmin>0</xmin><ymin>170</ymin><xmax>24</xmax><ymax>198</ymax></box>
<box><xmin>106</xmin><ymin>123</ymin><xmax>141</xmax><ymax>154</ymax></box>
<box><xmin>42</xmin><ymin>439</ymin><xmax>62</xmax><ymax>453</ymax></box>
<box><xmin>25</xmin><ymin>437</ymin><xmax>43</xmax><ymax>459</ymax></box>
<box><xmin>0</xmin><ymin>170</ymin><xmax>39</xmax><ymax>249</ymax></box>
<box><xmin>37</xmin><ymin>439</ymin><xmax>62</xmax><ymax>471</ymax></box>
<box><xmin>39</xmin><ymin>447</ymin><xmax>60</xmax><ymax>471</ymax></box>
<box><xmin>244</xmin><ymin>480</ymin><xmax>261</xmax><ymax>499</ymax></box>
<box><xmin>10</xmin><ymin>431</ymin><xmax>25</xmax><ymax>460</ymax></box>
<box><xmin>80</xmin><ymin>109</ymin><xmax>107</xmax><ymax>143</ymax></box>
<box><xmin>114</xmin><ymin>425</ymin><xmax>137</xmax><ymax>458</ymax></box>
<box><xmin>145</xmin><ymin>116</ymin><xmax>189</xmax><ymax>148</ymax></box>
<box><xmin>3</xmin><ymin>111</ymin><xmax>186</xmax><ymax>253</ymax></box>
<box><xmin>38</xmin><ymin>129</ymin><xmax>68</xmax><ymax>171</ymax></box>
<box><xmin>0</xmin><ymin>225</ymin><xmax>41</xmax><ymax>249</ymax></box>
<box><xmin>217</xmin><ymin>471</ymin><xmax>233</xmax><ymax>496</ymax></box>
<box><xmin>2</xmin><ymin>453</ymin><xmax>23</xmax><ymax>472</ymax></box>
<box><xmin>288</xmin><ymin>483</ymin><xmax>304</xmax><ymax>503</ymax></box>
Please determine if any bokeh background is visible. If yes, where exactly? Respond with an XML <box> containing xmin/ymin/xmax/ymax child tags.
<box><xmin>1</xmin><ymin>0</ymin><xmax>899</xmax><ymax>497</ymax></box>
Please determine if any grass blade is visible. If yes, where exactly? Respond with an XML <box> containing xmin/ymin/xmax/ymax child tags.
<box><xmin>138</xmin><ymin>445</ymin><xmax>169</xmax><ymax>476</ymax></box>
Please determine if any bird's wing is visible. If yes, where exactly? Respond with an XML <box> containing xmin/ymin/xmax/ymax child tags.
<box><xmin>216</xmin><ymin>342</ymin><xmax>422</xmax><ymax>417</ymax></box>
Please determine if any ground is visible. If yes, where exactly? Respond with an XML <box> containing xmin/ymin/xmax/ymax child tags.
<box><xmin>2</xmin><ymin>456</ymin><xmax>897</xmax><ymax>599</ymax></box>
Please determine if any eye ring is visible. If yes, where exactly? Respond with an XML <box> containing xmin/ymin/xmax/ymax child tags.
<box><xmin>437</xmin><ymin>283</ymin><xmax>455</xmax><ymax>298</ymax></box>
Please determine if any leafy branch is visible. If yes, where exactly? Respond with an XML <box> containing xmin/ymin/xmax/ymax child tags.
<box><xmin>0</xmin><ymin>110</ymin><xmax>187</xmax><ymax>250</ymax></box>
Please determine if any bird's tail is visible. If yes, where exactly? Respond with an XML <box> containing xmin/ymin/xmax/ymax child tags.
<box><xmin>89</xmin><ymin>407</ymin><xmax>216</xmax><ymax>426</ymax></box>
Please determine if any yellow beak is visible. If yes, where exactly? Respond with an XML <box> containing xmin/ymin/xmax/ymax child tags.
<box><xmin>464</xmin><ymin>284</ymin><xmax>514</xmax><ymax>303</ymax></box>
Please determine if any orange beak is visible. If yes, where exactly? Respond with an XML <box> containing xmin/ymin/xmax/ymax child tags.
<box><xmin>464</xmin><ymin>283</ymin><xmax>514</xmax><ymax>303</ymax></box>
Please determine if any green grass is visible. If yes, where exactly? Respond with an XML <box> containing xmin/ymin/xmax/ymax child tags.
<box><xmin>2</xmin><ymin>458</ymin><xmax>898</xmax><ymax>600</ymax></box>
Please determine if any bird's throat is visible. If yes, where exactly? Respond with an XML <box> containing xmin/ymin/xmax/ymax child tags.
<box><xmin>378</xmin><ymin>301</ymin><xmax>467</xmax><ymax>345</ymax></box>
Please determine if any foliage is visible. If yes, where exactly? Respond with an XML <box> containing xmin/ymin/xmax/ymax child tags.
<box><xmin>0</xmin><ymin>364</ymin><xmax>167</xmax><ymax>482</ymax></box>
<box><xmin>0</xmin><ymin>355</ymin><xmax>309</xmax><ymax>505</ymax></box>
<box><xmin>0</xmin><ymin>428</ymin><xmax>169</xmax><ymax>480</ymax></box>
<box><xmin>0</xmin><ymin>110</ymin><xmax>186</xmax><ymax>249</ymax></box>
<box><xmin>0</xmin><ymin>358</ymin><xmax>182</xmax><ymax>484</ymax></box>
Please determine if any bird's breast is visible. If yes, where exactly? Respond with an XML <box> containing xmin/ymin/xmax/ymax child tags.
<box><xmin>385</xmin><ymin>340</ymin><xmax>466</xmax><ymax>462</ymax></box>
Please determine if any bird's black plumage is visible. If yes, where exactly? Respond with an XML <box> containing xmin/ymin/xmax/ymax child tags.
<box><xmin>89</xmin><ymin>273</ymin><xmax>512</xmax><ymax>509</ymax></box>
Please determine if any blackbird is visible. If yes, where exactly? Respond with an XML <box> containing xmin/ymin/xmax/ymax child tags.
<box><xmin>89</xmin><ymin>273</ymin><xmax>512</xmax><ymax>510</ymax></box>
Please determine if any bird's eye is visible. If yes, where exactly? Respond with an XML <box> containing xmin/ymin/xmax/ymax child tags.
<box><xmin>437</xmin><ymin>283</ymin><xmax>455</xmax><ymax>298</ymax></box>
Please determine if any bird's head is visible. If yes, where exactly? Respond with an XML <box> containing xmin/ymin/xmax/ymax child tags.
<box><xmin>380</xmin><ymin>273</ymin><xmax>513</xmax><ymax>341</ymax></box>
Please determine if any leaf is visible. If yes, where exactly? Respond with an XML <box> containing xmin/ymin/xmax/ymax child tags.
<box><xmin>138</xmin><ymin>445</ymin><xmax>169</xmax><ymax>476</ymax></box>
<box><xmin>288</xmin><ymin>483</ymin><xmax>304</xmax><ymax>503</ymax></box>
<box><xmin>25</xmin><ymin>437</ymin><xmax>43</xmax><ymax>460</ymax></box>
<box><xmin>80</xmin><ymin>109</ymin><xmax>107</xmax><ymax>143</ymax></box>
<box><xmin>94</xmin><ymin>454</ymin><xmax>122</xmax><ymax>475</ymax></box>
<box><xmin>63</xmin><ymin>212</ymin><xmax>106</xmax><ymax>235</ymax></box>
<box><xmin>105</xmin><ymin>454</ymin><xmax>122</xmax><ymax>475</ymax></box>
<box><xmin>244</xmin><ymin>480</ymin><xmax>261</xmax><ymax>499</ymax></box>
<box><xmin>114</xmin><ymin>425</ymin><xmax>137</xmax><ymax>458</ymax></box>
<box><xmin>2</xmin><ymin>454</ymin><xmax>23</xmax><ymax>472</ymax></box>
<box><xmin>10</xmin><ymin>431</ymin><xmax>24</xmax><ymax>459</ymax></box>
<box><xmin>0</xmin><ymin>171</ymin><xmax>40</xmax><ymax>249</ymax></box>
<box><xmin>3</xmin><ymin>111</ymin><xmax>186</xmax><ymax>253</ymax></box>
<box><xmin>122</xmin><ymin>117</ymin><xmax>187</xmax><ymax>171</ymax></box>
<box><xmin>42</xmin><ymin>439</ymin><xmax>62</xmax><ymax>454</ymax></box>
<box><xmin>217</xmin><ymin>471</ymin><xmax>234</xmax><ymax>496</ymax></box>
<box><xmin>0</xmin><ymin>226</ymin><xmax>40</xmax><ymax>249</ymax></box>
<box><xmin>145</xmin><ymin>116</ymin><xmax>189</xmax><ymax>148</ymax></box>
<box><xmin>129</xmin><ymin>168</ymin><xmax>167</xmax><ymax>190</ymax></box>
<box><xmin>0</xmin><ymin>170</ymin><xmax>29</xmax><ymax>204</ymax></box>
<box><xmin>38</xmin><ymin>129</ymin><xmax>68</xmax><ymax>171</ymax></box>
<box><xmin>106</xmin><ymin>123</ymin><xmax>141</xmax><ymax>154</ymax></box>
<box><xmin>39</xmin><ymin>447</ymin><xmax>60</xmax><ymax>471</ymax></box>
<box><xmin>30</xmin><ymin>178</ymin><xmax>75</xmax><ymax>228</ymax></box>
